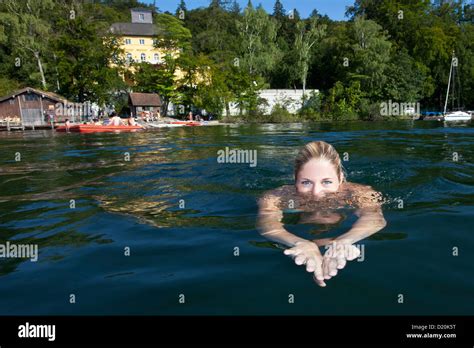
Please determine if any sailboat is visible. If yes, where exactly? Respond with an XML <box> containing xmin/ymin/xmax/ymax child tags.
<box><xmin>443</xmin><ymin>51</ymin><xmax>471</xmax><ymax>122</ymax></box>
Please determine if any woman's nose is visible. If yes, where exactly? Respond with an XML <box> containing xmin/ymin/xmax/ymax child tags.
<box><xmin>312</xmin><ymin>184</ymin><xmax>325</xmax><ymax>196</ymax></box>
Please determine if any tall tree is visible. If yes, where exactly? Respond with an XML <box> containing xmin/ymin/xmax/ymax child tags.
<box><xmin>273</xmin><ymin>0</ymin><xmax>285</xmax><ymax>18</ymax></box>
<box><xmin>175</xmin><ymin>0</ymin><xmax>187</xmax><ymax>17</ymax></box>
<box><xmin>230</xmin><ymin>0</ymin><xmax>241</xmax><ymax>15</ymax></box>
<box><xmin>51</xmin><ymin>7</ymin><xmax>126</xmax><ymax>103</ymax></box>
<box><xmin>349</xmin><ymin>16</ymin><xmax>392</xmax><ymax>99</ymax></box>
<box><xmin>294</xmin><ymin>17</ymin><xmax>326</xmax><ymax>97</ymax></box>
<box><xmin>236</xmin><ymin>2</ymin><xmax>280</xmax><ymax>76</ymax></box>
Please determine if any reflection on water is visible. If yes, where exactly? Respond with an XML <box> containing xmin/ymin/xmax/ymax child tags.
<box><xmin>0</xmin><ymin>121</ymin><xmax>473</xmax><ymax>315</ymax></box>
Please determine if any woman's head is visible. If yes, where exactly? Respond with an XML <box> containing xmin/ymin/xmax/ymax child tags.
<box><xmin>294</xmin><ymin>141</ymin><xmax>345</xmax><ymax>197</ymax></box>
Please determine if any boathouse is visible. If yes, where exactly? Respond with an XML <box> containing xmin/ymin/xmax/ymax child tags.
<box><xmin>128</xmin><ymin>92</ymin><xmax>162</xmax><ymax>118</ymax></box>
<box><xmin>0</xmin><ymin>87</ymin><xmax>70</xmax><ymax>127</ymax></box>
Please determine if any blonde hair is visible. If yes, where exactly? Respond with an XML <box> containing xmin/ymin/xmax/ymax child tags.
<box><xmin>294</xmin><ymin>141</ymin><xmax>346</xmax><ymax>183</ymax></box>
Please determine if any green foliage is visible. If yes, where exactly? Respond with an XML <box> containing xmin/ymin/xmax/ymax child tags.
<box><xmin>323</xmin><ymin>81</ymin><xmax>364</xmax><ymax>120</ymax></box>
<box><xmin>133</xmin><ymin>55</ymin><xmax>179</xmax><ymax>116</ymax></box>
<box><xmin>0</xmin><ymin>0</ymin><xmax>473</xmax><ymax>121</ymax></box>
<box><xmin>236</xmin><ymin>3</ymin><xmax>281</xmax><ymax>77</ymax></box>
<box><xmin>51</xmin><ymin>7</ymin><xmax>126</xmax><ymax>104</ymax></box>
<box><xmin>155</xmin><ymin>13</ymin><xmax>192</xmax><ymax>51</ymax></box>
<box><xmin>294</xmin><ymin>17</ymin><xmax>326</xmax><ymax>93</ymax></box>
<box><xmin>0</xmin><ymin>77</ymin><xmax>20</xmax><ymax>96</ymax></box>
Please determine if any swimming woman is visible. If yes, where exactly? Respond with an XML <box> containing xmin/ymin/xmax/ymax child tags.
<box><xmin>257</xmin><ymin>141</ymin><xmax>387</xmax><ymax>287</ymax></box>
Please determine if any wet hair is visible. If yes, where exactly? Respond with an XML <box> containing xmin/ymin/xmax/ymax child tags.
<box><xmin>294</xmin><ymin>141</ymin><xmax>346</xmax><ymax>183</ymax></box>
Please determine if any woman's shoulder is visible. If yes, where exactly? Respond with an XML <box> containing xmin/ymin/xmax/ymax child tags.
<box><xmin>343</xmin><ymin>182</ymin><xmax>383</xmax><ymax>208</ymax></box>
<box><xmin>342</xmin><ymin>182</ymin><xmax>375</xmax><ymax>192</ymax></box>
<box><xmin>259</xmin><ymin>185</ymin><xmax>295</xmax><ymax>206</ymax></box>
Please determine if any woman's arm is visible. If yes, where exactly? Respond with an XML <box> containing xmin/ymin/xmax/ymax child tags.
<box><xmin>314</xmin><ymin>186</ymin><xmax>386</xmax><ymax>246</ymax></box>
<box><xmin>257</xmin><ymin>192</ymin><xmax>308</xmax><ymax>247</ymax></box>
<box><xmin>312</xmin><ymin>186</ymin><xmax>387</xmax><ymax>282</ymax></box>
<box><xmin>334</xmin><ymin>206</ymin><xmax>386</xmax><ymax>245</ymax></box>
<box><xmin>257</xmin><ymin>190</ymin><xmax>327</xmax><ymax>286</ymax></box>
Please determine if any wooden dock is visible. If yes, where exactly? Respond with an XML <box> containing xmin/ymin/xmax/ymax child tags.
<box><xmin>0</xmin><ymin>120</ymin><xmax>56</xmax><ymax>131</ymax></box>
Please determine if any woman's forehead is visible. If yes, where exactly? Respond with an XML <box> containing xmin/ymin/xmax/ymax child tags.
<box><xmin>298</xmin><ymin>158</ymin><xmax>338</xmax><ymax>177</ymax></box>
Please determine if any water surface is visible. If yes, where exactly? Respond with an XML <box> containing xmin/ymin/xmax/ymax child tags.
<box><xmin>0</xmin><ymin>121</ymin><xmax>472</xmax><ymax>315</ymax></box>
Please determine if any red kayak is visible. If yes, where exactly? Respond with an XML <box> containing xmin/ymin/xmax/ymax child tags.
<box><xmin>170</xmin><ymin>121</ymin><xmax>202</xmax><ymax>126</ymax></box>
<box><xmin>56</xmin><ymin>124</ymin><xmax>143</xmax><ymax>133</ymax></box>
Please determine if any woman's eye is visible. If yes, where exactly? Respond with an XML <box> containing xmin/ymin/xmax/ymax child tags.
<box><xmin>322</xmin><ymin>180</ymin><xmax>333</xmax><ymax>185</ymax></box>
<box><xmin>301</xmin><ymin>180</ymin><xmax>311</xmax><ymax>186</ymax></box>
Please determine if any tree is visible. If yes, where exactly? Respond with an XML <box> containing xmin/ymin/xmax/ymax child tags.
<box><xmin>154</xmin><ymin>13</ymin><xmax>192</xmax><ymax>51</ymax></box>
<box><xmin>273</xmin><ymin>0</ymin><xmax>285</xmax><ymax>18</ymax></box>
<box><xmin>0</xmin><ymin>0</ymin><xmax>54</xmax><ymax>89</ymax></box>
<box><xmin>230</xmin><ymin>1</ymin><xmax>241</xmax><ymax>15</ymax></box>
<box><xmin>382</xmin><ymin>50</ymin><xmax>432</xmax><ymax>102</ymax></box>
<box><xmin>176</xmin><ymin>0</ymin><xmax>187</xmax><ymax>15</ymax></box>
<box><xmin>323</xmin><ymin>81</ymin><xmax>364</xmax><ymax>120</ymax></box>
<box><xmin>348</xmin><ymin>16</ymin><xmax>392</xmax><ymax>99</ymax></box>
<box><xmin>236</xmin><ymin>2</ymin><xmax>281</xmax><ymax>77</ymax></box>
<box><xmin>294</xmin><ymin>17</ymin><xmax>326</xmax><ymax>98</ymax></box>
<box><xmin>51</xmin><ymin>9</ymin><xmax>126</xmax><ymax>103</ymax></box>
<box><xmin>134</xmin><ymin>55</ymin><xmax>179</xmax><ymax>117</ymax></box>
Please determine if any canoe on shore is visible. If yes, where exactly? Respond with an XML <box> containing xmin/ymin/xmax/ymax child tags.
<box><xmin>56</xmin><ymin>124</ymin><xmax>144</xmax><ymax>133</ymax></box>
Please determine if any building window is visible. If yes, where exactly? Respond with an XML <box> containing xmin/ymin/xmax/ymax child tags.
<box><xmin>154</xmin><ymin>53</ymin><xmax>159</xmax><ymax>62</ymax></box>
<box><xmin>139</xmin><ymin>13</ymin><xmax>144</xmax><ymax>21</ymax></box>
<box><xmin>125</xmin><ymin>39</ymin><xmax>131</xmax><ymax>45</ymax></box>
<box><xmin>139</xmin><ymin>39</ymin><xmax>145</xmax><ymax>45</ymax></box>
<box><xmin>141</xmin><ymin>53</ymin><xmax>146</xmax><ymax>62</ymax></box>
<box><xmin>126</xmin><ymin>53</ymin><xmax>133</xmax><ymax>62</ymax></box>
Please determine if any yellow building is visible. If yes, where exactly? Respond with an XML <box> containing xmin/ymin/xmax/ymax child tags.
<box><xmin>111</xmin><ymin>8</ymin><xmax>173</xmax><ymax>66</ymax></box>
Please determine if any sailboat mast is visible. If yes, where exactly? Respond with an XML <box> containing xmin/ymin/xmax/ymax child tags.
<box><xmin>444</xmin><ymin>51</ymin><xmax>455</xmax><ymax>114</ymax></box>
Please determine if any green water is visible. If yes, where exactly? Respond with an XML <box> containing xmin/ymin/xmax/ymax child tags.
<box><xmin>0</xmin><ymin>120</ymin><xmax>472</xmax><ymax>315</ymax></box>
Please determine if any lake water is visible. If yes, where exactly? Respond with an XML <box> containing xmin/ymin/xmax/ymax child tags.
<box><xmin>0</xmin><ymin>121</ymin><xmax>472</xmax><ymax>315</ymax></box>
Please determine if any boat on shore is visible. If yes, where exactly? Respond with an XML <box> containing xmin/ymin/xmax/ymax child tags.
<box><xmin>443</xmin><ymin>110</ymin><xmax>471</xmax><ymax>122</ymax></box>
<box><xmin>56</xmin><ymin>124</ymin><xmax>144</xmax><ymax>133</ymax></box>
<box><xmin>443</xmin><ymin>51</ymin><xmax>472</xmax><ymax>122</ymax></box>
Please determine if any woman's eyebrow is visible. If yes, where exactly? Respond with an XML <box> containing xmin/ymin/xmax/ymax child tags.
<box><xmin>322</xmin><ymin>178</ymin><xmax>334</xmax><ymax>181</ymax></box>
<box><xmin>301</xmin><ymin>178</ymin><xmax>313</xmax><ymax>182</ymax></box>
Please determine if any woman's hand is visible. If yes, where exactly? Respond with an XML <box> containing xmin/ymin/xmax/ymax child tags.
<box><xmin>284</xmin><ymin>241</ymin><xmax>327</xmax><ymax>287</ymax></box>
<box><xmin>321</xmin><ymin>241</ymin><xmax>361</xmax><ymax>280</ymax></box>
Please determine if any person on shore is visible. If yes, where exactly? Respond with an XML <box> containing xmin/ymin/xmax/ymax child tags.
<box><xmin>257</xmin><ymin>141</ymin><xmax>387</xmax><ymax>287</ymax></box>
<box><xmin>187</xmin><ymin>111</ymin><xmax>194</xmax><ymax>121</ymax></box>
<box><xmin>128</xmin><ymin>116</ymin><xmax>137</xmax><ymax>126</ymax></box>
<box><xmin>109</xmin><ymin>112</ymin><xmax>124</xmax><ymax>126</ymax></box>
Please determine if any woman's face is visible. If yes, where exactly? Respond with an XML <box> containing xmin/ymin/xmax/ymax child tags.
<box><xmin>295</xmin><ymin>158</ymin><xmax>341</xmax><ymax>197</ymax></box>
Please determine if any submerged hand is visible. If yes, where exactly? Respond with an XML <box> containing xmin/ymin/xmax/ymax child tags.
<box><xmin>284</xmin><ymin>241</ymin><xmax>326</xmax><ymax>287</ymax></box>
<box><xmin>321</xmin><ymin>241</ymin><xmax>360</xmax><ymax>280</ymax></box>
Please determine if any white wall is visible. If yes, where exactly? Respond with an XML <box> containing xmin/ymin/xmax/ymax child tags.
<box><xmin>166</xmin><ymin>89</ymin><xmax>319</xmax><ymax>117</ymax></box>
<box><xmin>226</xmin><ymin>89</ymin><xmax>319</xmax><ymax>116</ymax></box>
